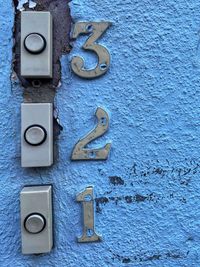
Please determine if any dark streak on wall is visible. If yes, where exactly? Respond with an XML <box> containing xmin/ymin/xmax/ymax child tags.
<box><xmin>95</xmin><ymin>159</ymin><xmax>200</xmax><ymax>213</ymax></box>
<box><xmin>111</xmin><ymin>249</ymin><xmax>188</xmax><ymax>264</ymax></box>
<box><xmin>127</xmin><ymin>160</ymin><xmax>199</xmax><ymax>181</ymax></box>
<box><xmin>109</xmin><ymin>176</ymin><xmax>125</xmax><ymax>185</ymax></box>
<box><xmin>95</xmin><ymin>193</ymin><xmax>157</xmax><ymax>213</ymax></box>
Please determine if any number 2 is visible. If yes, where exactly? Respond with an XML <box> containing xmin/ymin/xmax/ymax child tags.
<box><xmin>71</xmin><ymin>22</ymin><xmax>111</xmax><ymax>79</ymax></box>
<box><xmin>71</xmin><ymin>107</ymin><xmax>111</xmax><ymax>160</ymax></box>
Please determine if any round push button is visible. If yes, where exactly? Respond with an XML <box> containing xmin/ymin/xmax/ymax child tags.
<box><xmin>24</xmin><ymin>125</ymin><xmax>47</xmax><ymax>146</ymax></box>
<box><xmin>24</xmin><ymin>214</ymin><xmax>46</xmax><ymax>234</ymax></box>
<box><xmin>24</xmin><ymin>33</ymin><xmax>46</xmax><ymax>54</ymax></box>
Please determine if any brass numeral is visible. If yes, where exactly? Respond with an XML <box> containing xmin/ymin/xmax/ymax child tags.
<box><xmin>71</xmin><ymin>22</ymin><xmax>111</xmax><ymax>79</ymax></box>
<box><xmin>77</xmin><ymin>186</ymin><xmax>101</xmax><ymax>243</ymax></box>
<box><xmin>71</xmin><ymin>107</ymin><xmax>111</xmax><ymax>161</ymax></box>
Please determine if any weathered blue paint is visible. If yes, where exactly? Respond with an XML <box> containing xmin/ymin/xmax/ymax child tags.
<box><xmin>1</xmin><ymin>0</ymin><xmax>200</xmax><ymax>266</ymax></box>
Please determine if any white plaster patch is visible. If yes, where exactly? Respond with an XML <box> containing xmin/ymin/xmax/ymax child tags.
<box><xmin>17</xmin><ymin>0</ymin><xmax>36</xmax><ymax>11</ymax></box>
<box><xmin>17</xmin><ymin>0</ymin><xmax>28</xmax><ymax>11</ymax></box>
<box><xmin>57</xmin><ymin>81</ymin><xmax>62</xmax><ymax>88</ymax></box>
<box><xmin>29</xmin><ymin>1</ymin><xmax>37</xmax><ymax>9</ymax></box>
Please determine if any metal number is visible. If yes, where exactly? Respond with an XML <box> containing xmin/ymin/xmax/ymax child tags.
<box><xmin>71</xmin><ymin>107</ymin><xmax>111</xmax><ymax>160</ymax></box>
<box><xmin>77</xmin><ymin>186</ymin><xmax>101</xmax><ymax>243</ymax></box>
<box><xmin>71</xmin><ymin>22</ymin><xmax>111</xmax><ymax>79</ymax></box>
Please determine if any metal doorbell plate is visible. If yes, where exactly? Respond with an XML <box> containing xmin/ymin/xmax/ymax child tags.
<box><xmin>21</xmin><ymin>11</ymin><xmax>53</xmax><ymax>78</ymax></box>
<box><xmin>21</xmin><ymin>103</ymin><xmax>53</xmax><ymax>167</ymax></box>
<box><xmin>20</xmin><ymin>185</ymin><xmax>53</xmax><ymax>254</ymax></box>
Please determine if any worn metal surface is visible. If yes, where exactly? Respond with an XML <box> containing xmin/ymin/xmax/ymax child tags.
<box><xmin>77</xmin><ymin>186</ymin><xmax>101</xmax><ymax>243</ymax></box>
<box><xmin>71</xmin><ymin>22</ymin><xmax>111</xmax><ymax>79</ymax></box>
<box><xmin>71</xmin><ymin>107</ymin><xmax>111</xmax><ymax>160</ymax></box>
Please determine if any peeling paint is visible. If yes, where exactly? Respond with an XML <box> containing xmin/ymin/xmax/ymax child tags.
<box><xmin>28</xmin><ymin>1</ymin><xmax>36</xmax><ymax>9</ymax></box>
<box><xmin>17</xmin><ymin>0</ymin><xmax>36</xmax><ymax>11</ymax></box>
<box><xmin>111</xmin><ymin>249</ymin><xmax>188</xmax><ymax>264</ymax></box>
<box><xmin>109</xmin><ymin>176</ymin><xmax>124</xmax><ymax>186</ymax></box>
<box><xmin>16</xmin><ymin>0</ymin><xmax>28</xmax><ymax>11</ymax></box>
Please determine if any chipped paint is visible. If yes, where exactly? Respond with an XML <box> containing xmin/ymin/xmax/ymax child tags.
<box><xmin>109</xmin><ymin>176</ymin><xmax>124</xmax><ymax>185</ymax></box>
<box><xmin>17</xmin><ymin>0</ymin><xmax>36</xmax><ymax>11</ymax></box>
<box><xmin>111</xmin><ymin>249</ymin><xmax>188</xmax><ymax>264</ymax></box>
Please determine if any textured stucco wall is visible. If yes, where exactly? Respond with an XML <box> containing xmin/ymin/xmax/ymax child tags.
<box><xmin>1</xmin><ymin>0</ymin><xmax>200</xmax><ymax>266</ymax></box>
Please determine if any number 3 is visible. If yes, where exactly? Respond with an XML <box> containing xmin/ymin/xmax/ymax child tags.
<box><xmin>71</xmin><ymin>22</ymin><xmax>111</xmax><ymax>79</ymax></box>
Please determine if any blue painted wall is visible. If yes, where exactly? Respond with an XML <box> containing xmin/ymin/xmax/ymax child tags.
<box><xmin>1</xmin><ymin>0</ymin><xmax>200</xmax><ymax>266</ymax></box>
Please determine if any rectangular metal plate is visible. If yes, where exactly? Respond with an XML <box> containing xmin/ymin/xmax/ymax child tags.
<box><xmin>21</xmin><ymin>103</ymin><xmax>53</xmax><ymax>167</ymax></box>
<box><xmin>20</xmin><ymin>185</ymin><xmax>53</xmax><ymax>254</ymax></box>
<box><xmin>21</xmin><ymin>11</ymin><xmax>53</xmax><ymax>78</ymax></box>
